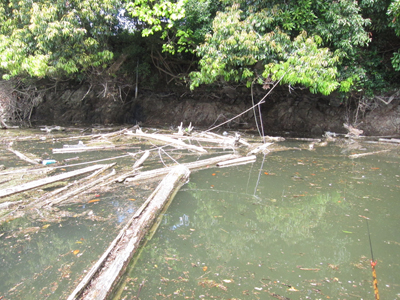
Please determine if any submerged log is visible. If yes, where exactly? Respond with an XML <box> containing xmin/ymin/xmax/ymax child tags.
<box><xmin>124</xmin><ymin>154</ymin><xmax>239</xmax><ymax>183</ymax></box>
<box><xmin>7</xmin><ymin>148</ymin><xmax>39</xmax><ymax>165</ymax></box>
<box><xmin>67</xmin><ymin>165</ymin><xmax>190</xmax><ymax>300</ymax></box>
<box><xmin>45</xmin><ymin>166</ymin><xmax>116</xmax><ymax>207</ymax></box>
<box><xmin>0</xmin><ymin>164</ymin><xmax>108</xmax><ymax>199</ymax></box>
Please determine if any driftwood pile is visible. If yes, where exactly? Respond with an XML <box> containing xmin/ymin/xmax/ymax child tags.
<box><xmin>0</xmin><ymin>124</ymin><xmax>397</xmax><ymax>299</ymax></box>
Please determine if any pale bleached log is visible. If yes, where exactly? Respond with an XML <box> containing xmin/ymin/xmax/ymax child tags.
<box><xmin>46</xmin><ymin>166</ymin><xmax>116</xmax><ymax>207</ymax></box>
<box><xmin>53</xmin><ymin>145</ymin><xmax>115</xmax><ymax>154</ymax></box>
<box><xmin>132</xmin><ymin>150</ymin><xmax>150</xmax><ymax>169</ymax></box>
<box><xmin>263</xmin><ymin>135</ymin><xmax>285</xmax><ymax>142</ymax></box>
<box><xmin>124</xmin><ymin>154</ymin><xmax>239</xmax><ymax>183</ymax></box>
<box><xmin>67</xmin><ymin>165</ymin><xmax>190</xmax><ymax>300</ymax></box>
<box><xmin>216</xmin><ymin>155</ymin><xmax>257</xmax><ymax>167</ymax></box>
<box><xmin>348</xmin><ymin>150</ymin><xmax>390</xmax><ymax>159</ymax></box>
<box><xmin>0</xmin><ymin>164</ymin><xmax>107</xmax><ymax>198</ymax></box>
<box><xmin>8</xmin><ymin>148</ymin><xmax>39</xmax><ymax>165</ymax></box>
<box><xmin>247</xmin><ymin>142</ymin><xmax>274</xmax><ymax>155</ymax></box>
<box><xmin>378</xmin><ymin>138</ymin><xmax>400</xmax><ymax>144</ymax></box>
<box><xmin>92</xmin><ymin>128</ymin><xmax>128</xmax><ymax>139</ymax></box>
<box><xmin>125</xmin><ymin>130</ymin><xmax>207</xmax><ymax>153</ymax></box>
<box><xmin>0</xmin><ymin>200</ymin><xmax>23</xmax><ymax>210</ymax></box>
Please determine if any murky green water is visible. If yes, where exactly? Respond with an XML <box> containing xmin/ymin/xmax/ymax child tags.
<box><xmin>0</xmin><ymin>130</ymin><xmax>399</xmax><ymax>299</ymax></box>
<box><xmin>115</xmin><ymin>142</ymin><xmax>400</xmax><ymax>300</ymax></box>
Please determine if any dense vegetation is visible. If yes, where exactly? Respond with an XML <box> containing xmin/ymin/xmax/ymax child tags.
<box><xmin>1</xmin><ymin>0</ymin><xmax>400</xmax><ymax>97</ymax></box>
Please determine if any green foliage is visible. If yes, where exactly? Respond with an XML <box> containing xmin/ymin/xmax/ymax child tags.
<box><xmin>388</xmin><ymin>0</ymin><xmax>400</xmax><ymax>71</ymax></box>
<box><xmin>0</xmin><ymin>0</ymin><xmax>120</xmax><ymax>79</ymax></box>
<box><xmin>189</xmin><ymin>4</ymin><xmax>348</xmax><ymax>95</ymax></box>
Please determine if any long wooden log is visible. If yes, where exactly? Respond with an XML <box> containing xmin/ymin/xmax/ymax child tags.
<box><xmin>348</xmin><ymin>150</ymin><xmax>390</xmax><ymax>159</ymax></box>
<box><xmin>126</xmin><ymin>130</ymin><xmax>207</xmax><ymax>153</ymax></box>
<box><xmin>67</xmin><ymin>165</ymin><xmax>190</xmax><ymax>300</ymax></box>
<box><xmin>247</xmin><ymin>142</ymin><xmax>274</xmax><ymax>155</ymax></box>
<box><xmin>216</xmin><ymin>155</ymin><xmax>257</xmax><ymax>167</ymax></box>
<box><xmin>124</xmin><ymin>154</ymin><xmax>239</xmax><ymax>183</ymax></box>
<box><xmin>0</xmin><ymin>164</ymin><xmax>107</xmax><ymax>199</ymax></box>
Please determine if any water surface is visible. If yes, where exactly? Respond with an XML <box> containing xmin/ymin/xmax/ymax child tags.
<box><xmin>115</xmin><ymin>141</ymin><xmax>400</xmax><ymax>300</ymax></box>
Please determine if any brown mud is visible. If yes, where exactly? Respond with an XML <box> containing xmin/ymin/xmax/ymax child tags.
<box><xmin>10</xmin><ymin>81</ymin><xmax>400</xmax><ymax>137</ymax></box>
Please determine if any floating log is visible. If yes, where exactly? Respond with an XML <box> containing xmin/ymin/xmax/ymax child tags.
<box><xmin>124</xmin><ymin>154</ymin><xmax>239</xmax><ymax>183</ymax></box>
<box><xmin>216</xmin><ymin>155</ymin><xmax>256</xmax><ymax>167</ymax></box>
<box><xmin>53</xmin><ymin>145</ymin><xmax>114</xmax><ymax>153</ymax></box>
<box><xmin>378</xmin><ymin>138</ymin><xmax>400</xmax><ymax>144</ymax></box>
<box><xmin>67</xmin><ymin>165</ymin><xmax>190</xmax><ymax>300</ymax></box>
<box><xmin>125</xmin><ymin>130</ymin><xmax>207</xmax><ymax>153</ymax></box>
<box><xmin>263</xmin><ymin>135</ymin><xmax>285</xmax><ymax>142</ymax></box>
<box><xmin>92</xmin><ymin>128</ymin><xmax>128</xmax><ymax>139</ymax></box>
<box><xmin>132</xmin><ymin>150</ymin><xmax>150</xmax><ymax>169</ymax></box>
<box><xmin>7</xmin><ymin>148</ymin><xmax>39</xmax><ymax>165</ymax></box>
<box><xmin>247</xmin><ymin>143</ymin><xmax>274</xmax><ymax>155</ymax></box>
<box><xmin>0</xmin><ymin>164</ymin><xmax>108</xmax><ymax>199</ymax></box>
<box><xmin>348</xmin><ymin>150</ymin><xmax>390</xmax><ymax>159</ymax></box>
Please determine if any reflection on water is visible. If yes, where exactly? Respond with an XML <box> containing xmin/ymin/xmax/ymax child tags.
<box><xmin>115</xmin><ymin>143</ymin><xmax>400</xmax><ymax>300</ymax></box>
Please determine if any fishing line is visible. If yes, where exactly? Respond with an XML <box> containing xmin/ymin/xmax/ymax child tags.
<box><xmin>366</xmin><ymin>218</ymin><xmax>374</xmax><ymax>262</ymax></box>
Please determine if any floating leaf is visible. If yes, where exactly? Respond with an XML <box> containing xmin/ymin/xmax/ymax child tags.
<box><xmin>42</xmin><ymin>224</ymin><xmax>51</xmax><ymax>229</ymax></box>
<box><xmin>73</xmin><ymin>250</ymin><xmax>80</xmax><ymax>255</ymax></box>
<box><xmin>342</xmin><ymin>230</ymin><xmax>352</xmax><ymax>234</ymax></box>
<box><xmin>203</xmin><ymin>266</ymin><xmax>208</xmax><ymax>271</ymax></box>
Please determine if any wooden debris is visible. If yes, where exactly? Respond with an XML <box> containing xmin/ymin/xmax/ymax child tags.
<box><xmin>133</xmin><ymin>150</ymin><xmax>150</xmax><ymax>169</ymax></box>
<box><xmin>349</xmin><ymin>150</ymin><xmax>390</xmax><ymax>159</ymax></box>
<box><xmin>0</xmin><ymin>200</ymin><xmax>23</xmax><ymax>210</ymax></box>
<box><xmin>126</xmin><ymin>130</ymin><xmax>207</xmax><ymax>153</ymax></box>
<box><xmin>53</xmin><ymin>145</ymin><xmax>114</xmax><ymax>154</ymax></box>
<box><xmin>67</xmin><ymin>165</ymin><xmax>190</xmax><ymax>300</ymax></box>
<box><xmin>263</xmin><ymin>135</ymin><xmax>285</xmax><ymax>142</ymax></box>
<box><xmin>124</xmin><ymin>154</ymin><xmax>239</xmax><ymax>183</ymax></box>
<box><xmin>344</xmin><ymin>123</ymin><xmax>364</xmax><ymax>137</ymax></box>
<box><xmin>40</xmin><ymin>125</ymin><xmax>65</xmax><ymax>133</ymax></box>
<box><xmin>216</xmin><ymin>155</ymin><xmax>257</xmax><ymax>167</ymax></box>
<box><xmin>7</xmin><ymin>148</ymin><xmax>39</xmax><ymax>165</ymax></box>
<box><xmin>378</xmin><ymin>138</ymin><xmax>400</xmax><ymax>144</ymax></box>
<box><xmin>247</xmin><ymin>143</ymin><xmax>274</xmax><ymax>155</ymax></box>
<box><xmin>45</xmin><ymin>166</ymin><xmax>116</xmax><ymax>207</ymax></box>
<box><xmin>92</xmin><ymin>128</ymin><xmax>128</xmax><ymax>139</ymax></box>
<box><xmin>113</xmin><ymin>151</ymin><xmax>150</xmax><ymax>183</ymax></box>
<box><xmin>0</xmin><ymin>164</ymin><xmax>108</xmax><ymax>199</ymax></box>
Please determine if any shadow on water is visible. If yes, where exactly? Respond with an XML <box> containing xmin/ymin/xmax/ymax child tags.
<box><xmin>114</xmin><ymin>144</ymin><xmax>400</xmax><ymax>300</ymax></box>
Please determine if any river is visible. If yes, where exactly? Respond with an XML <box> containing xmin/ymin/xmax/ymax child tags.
<box><xmin>0</xmin><ymin>128</ymin><xmax>399</xmax><ymax>299</ymax></box>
